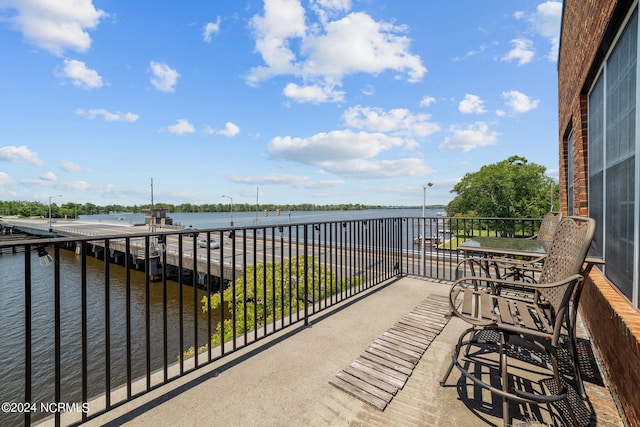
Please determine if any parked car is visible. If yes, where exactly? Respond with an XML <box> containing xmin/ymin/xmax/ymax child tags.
<box><xmin>198</xmin><ymin>238</ymin><xmax>220</xmax><ymax>249</ymax></box>
<box><xmin>186</xmin><ymin>225</ymin><xmax>199</xmax><ymax>237</ymax></box>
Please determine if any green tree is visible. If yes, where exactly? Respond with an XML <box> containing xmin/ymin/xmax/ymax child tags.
<box><xmin>447</xmin><ymin>156</ymin><xmax>555</xmax><ymax>219</ymax></box>
<box><xmin>182</xmin><ymin>256</ymin><xmax>364</xmax><ymax>358</ymax></box>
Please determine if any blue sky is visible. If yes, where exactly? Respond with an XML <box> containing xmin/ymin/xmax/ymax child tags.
<box><xmin>0</xmin><ymin>0</ymin><xmax>562</xmax><ymax>207</ymax></box>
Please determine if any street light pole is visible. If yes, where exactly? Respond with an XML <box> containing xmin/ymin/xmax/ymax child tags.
<box><xmin>222</xmin><ymin>195</ymin><xmax>234</xmax><ymax>226</ymax></box>
<box><xmin>48</xmin><ymin>194</ymin><xmax>62</xmax><ymax>232</ymax></box>
<box><xmin>420</xmin><ymin>183</ymin><xmax>433</xmax><ymax>276</ymax></box>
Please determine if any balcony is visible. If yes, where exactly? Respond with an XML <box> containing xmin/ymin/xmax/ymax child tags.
<box><xmin>0</xmin><ymin>216</ymin><xmax>626</xmax><ymax>426</ymax></box>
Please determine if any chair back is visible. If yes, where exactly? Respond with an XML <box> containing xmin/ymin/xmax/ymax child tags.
<box><xmin>537</xmin><ymin>216</ymin><xmax>595</xmax><ymax>313</ymax></box>
<box><xmin>536</xmin><ymin>211</ymin><xmax>562</xmax><ymax>242</ymax></box>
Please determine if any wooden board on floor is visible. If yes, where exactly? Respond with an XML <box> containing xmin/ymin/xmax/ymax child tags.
<box><xmin>329</xmin><ymin>294</ymin><xmax>451</xmax><ymax>411</ymax></box>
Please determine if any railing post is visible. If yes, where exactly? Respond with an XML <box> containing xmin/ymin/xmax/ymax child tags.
<box><xmin>24</xmin><ymin>244</ymin><xmax>32</xmax><ymax>427</ymax></box>
<box><xmin>420</xmin><ymin>216</ymin><xmax>425</xmax><ymax>277</ymax></box>
<box><xmin>304</xmin><ymin>225</ymin><xmax>309</xmax><ymax>325</ymax></box>
<box><xmin>54</xmin><ymin>244</ymin><xmax>61</xmax><ymax>426</ymax></box>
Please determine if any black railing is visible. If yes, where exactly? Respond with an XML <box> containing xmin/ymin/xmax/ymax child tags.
<box><xmin>0</xmin><ymin>216</ymin><xmax>541</xmax><ymax>426</ymax></box>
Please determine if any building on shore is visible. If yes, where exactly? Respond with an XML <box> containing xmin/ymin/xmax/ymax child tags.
<box><xmin>144</xmin><ymin>207</ymin><xmax>174</xmax><ymax>228</ymax></box>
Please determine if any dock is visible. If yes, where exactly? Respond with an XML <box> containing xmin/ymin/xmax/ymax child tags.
<box><xmin>1</xmin><ymin>218</ymin><xmax>247</xmax><ymax>286</ymax></box>
<box><xmin>0</xmin><ymin>218</ymin><xmax>397</xmax><ymax>287</ymax></box>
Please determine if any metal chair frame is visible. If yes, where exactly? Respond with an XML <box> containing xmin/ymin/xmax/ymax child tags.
<box><xmin>440</xmin><ymin>216</ymin><xmax>596</xmax><ymax>426</ymax></box>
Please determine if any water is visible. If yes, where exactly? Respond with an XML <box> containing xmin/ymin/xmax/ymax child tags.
<box><xmin>0</xmin><ymin>208</ymin><xmax>439</xmax><ymax>425</ymax></box>
<box><xmin>81</xmin><ymin>208</ymin><xmax>432</xmax><ymax>229</ymax></box>
<box><xmin>0</xmin><ymin>249</ymin><xmax>212</xmax><ymax>425</ymax></box>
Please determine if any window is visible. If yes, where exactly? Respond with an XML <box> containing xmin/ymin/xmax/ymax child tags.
<box><xmin>588</xmin><ymin>8</ymin><xmax>638</xmax><ymax>307</ymax></box>
<box><xmin>567</xmin><ymin>131</ymin><xmax>574</xmax><ymax>216</ymax></box>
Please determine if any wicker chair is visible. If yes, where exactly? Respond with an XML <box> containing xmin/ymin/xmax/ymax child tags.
<box><xmin>440</xmin><ymin>216</ymin><xmax>596</xmax><ymax>426</ymax></box>
<box><xmin>490</xmin><ymin>211</ymin><xmax>563</xmax><ymax>282</ymax></box>
<box><xmin>530</xmin><ymin>211</ymin><xmax>563</xmax><ymax>242</ymax></box>
<box><xmin>454</xmin><ymin>212</ymin><xmax>563</xmax><ymax>283</ymax></box>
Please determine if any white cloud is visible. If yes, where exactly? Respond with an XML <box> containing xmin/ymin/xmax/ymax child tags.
<box><xmin>361</xmin><ymin>85</ymin><xmax>374</xmax><ymax>96</ymax></box>
<box><xmin>267</xmin><ymin>130</ymin><xmax>432</xmax><ymax>178</ymax></box>
<box><xmin>283</xmin><ymin>82</ymin><xmax>345</xmax><ymax>103</ymax></box>
<box><xmin>246</xmin><ymin>2</ymin><xmax>426</xmax><ymax>101</ymax></box>
<box><xmin>501</xmin><ymin>90</ymin><xmax>540</xmax><ymax>113</ymax></box>
<box><xmin>463</xmin><ymin>43</ymin><xmax>487</xmax><ymax>59</ymax></box>
<box><xmin>310</xmin><ymin>0</ymin><xmax>352</xmax><ymax>24</ymax></box>
<box><xmin>0</xmin><ymin>145</ymin><xmax>44</xmax><ymax>166</ymax></box>
<box><xmin>320</xmin><ymin>158</ymin><xmax>431</xmax><ymax>178</ymax></box>
<box><xmin>342</xmin><ymin>105</ymin><xmax>439</xmax><ymax>138</ymax></box>
<box><xmin>0</xmin><ymin>0</ymin><xmax>106</xmax><ymax>56</ymax></box>
<box><xmin>61</xmin><ymin>161</ymin><xmax>90</xmax><ymax>172</ymax></box>
<box><xmin>58</xmin><ymin>59</ymin><xmax>102</xmax><ymax>89</ymax></box>
<box><xmin>149</xmin><ymin>61</ymin><xmax>180</xmax><ymax>92</ymax></box>
<box><xmin>229</xmin><ymin>173</ymin><xmax>344</xmax><ymax>189</ymax></box>
<box><xmin>203</xmin><ymin>17</ymin><xmax>221</xmax><ymax>43</ymax></box>
<box><xmin>203</xmin><ymin>122</ymin><xmax>241</xmax><ymax>137</ymax></box>
<box><xmin>458</xmin><ymin>94</ymin><xmax>487</xmax><ymax>114</ymax></box>
<box><xmin>0</xmin><ymin>172</ymin><xmax>12</xmax><ymax>186</ymax></box>
<box><xmin>301</xmin><ymin>12</ymin><xmax>426</xmax><ymax>82</ymax></box>
<box><xmin>439</xmin><ymin>122</ymin><xmax>499</xmax><ymax>152</ymax></box>
<box><xmin>268</xmin><ymin>129</ymin><xmax>408</xmax><ymax>164</ymax></box>
<box><xmin>502</xmin><ymin>38</ymin><xmax>535</xmax><ymax>66</ymax></box>
<box><xmin>419</xmin><ymin>96</ymin><xmax>436</xmax><ymax>107</ymax></box>
<box><xmin>63</xmin><ymin>180</ymin><xmax>93</xmax><ymax>191</ymax></box>
<box><xmin>247</xmin><ymin>0</ymin><xmax>306</xmax><ymax>83</ymax></box>
<box><xmin>39</xmin><ymin>171</ymin><xmax>58</xmax><ymax>182</ymax></box>
<box><xmin>218</xmin><ymin>122</ymin><xmax>240</xmax><ymax>137</ymax></box>
<box><xmin>76</xmin><ymin>108</ymin><xmax>138</xmax><ymax>122</ymax></box>
<box><xmin>529</xmin><ymin>1</ymin><xmax>562</xmax><ymax>61</ymax></box>
<box><xmin>167</xmin><ymin>119</ymin><xmax>195</xmax><ymax>135</ymax></box>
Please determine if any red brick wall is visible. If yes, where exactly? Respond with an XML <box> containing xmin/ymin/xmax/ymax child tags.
<box><xmin>559</xmin><ymin>1</ymin><xmax>640</xmax><ymax>425</ymax></box>
<box><xmin>581</xmin><ymin>272</ymin><xmax>640</xmax><ymax>426</ymax></box>
<box><xmin>557</xmin><ymin>0</ymin><xmax>616</xmax><ymax>215</ymax></box>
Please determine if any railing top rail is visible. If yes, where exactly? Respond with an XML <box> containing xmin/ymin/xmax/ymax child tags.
<box><xmin>0</xmin><ymin>216</ymin><xmax>545</xmax><ymax>249</ymax></box>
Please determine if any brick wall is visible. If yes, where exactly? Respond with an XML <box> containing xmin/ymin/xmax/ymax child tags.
<box><xmin>559</xmin><ymin>1</ymin><xmax>640</xmax><ymax>425</ymax></box>
<box><xmin>557</xmin><ymin>0</ymin><xmax>616</xmax><ymax>215</ymax></box>
<box><xmin>581</xmin><ymin>272</ymin><xmax>640</xmax><ymax>426</ymax></box>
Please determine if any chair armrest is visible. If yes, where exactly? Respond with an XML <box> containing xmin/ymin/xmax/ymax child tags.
<box><xmin>453</xmin><ymin>273</ymin><xmax>582</xmax><ymax>291</ymax></box>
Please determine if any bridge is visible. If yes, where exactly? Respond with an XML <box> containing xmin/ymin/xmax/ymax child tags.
<box><xmin>0</xmin><ymin>217</ymin><xmax>418</xmax><ymax>288</ymax></box>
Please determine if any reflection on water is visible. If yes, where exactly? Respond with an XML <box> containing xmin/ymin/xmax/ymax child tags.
<box><xmin>0</xmin><ymin>248</ymin><xmax>213</xmax><ymax>425</ymax></box>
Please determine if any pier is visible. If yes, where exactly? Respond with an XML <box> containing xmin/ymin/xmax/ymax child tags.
<box><xmin>0</xmin><ymin>217</ymin><xmax>411</xmax><ymax>288</ymax></box>
<box><xmin>1</xmin><ymin>218</ymin><xmax>246</xmax><ymax>286</ymax></box>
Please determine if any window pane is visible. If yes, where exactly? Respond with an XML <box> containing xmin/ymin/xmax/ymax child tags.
<box><xmin>589</xmin><ymin>73</ymin><xmax>605</xmax><ymax>257</ymax></box>
<box><xmin>568</xmin><ymin>131</ymin><xmax>574</xmax><ymax>215</ymax></box>
<box><xmin>605</xmin><ymin>157</ymin><xmax>635</xmax><ymax>297</ymax></box>
<box><xmin>604</xmin><ymin>10</ymin><xmax>637</xmax><ymax>300</ymax></box>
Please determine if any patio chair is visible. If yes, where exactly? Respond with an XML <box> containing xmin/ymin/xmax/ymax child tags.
<box><xmin>454</xmin><ymin>212</ymin><xmax>563</xmax><ymax>285</ymax></box>
<box><xmin>490</xmin><ymin>211</ymin><xmax>563</xmax><ymax>281</ymax></box>
<box><xmin>498</xmin><ymin>211</ymin><xmax>563</xmax><ymax>281</ymax></box>
<box><xmin>440</xmin><ymin>216</ymin><xmax>596</xmax><ymax>426</ymax></box>
<box><xmin>529</xmin><ymin>211</ymin><xmax>563</xmax><ymax>242</ymax></box>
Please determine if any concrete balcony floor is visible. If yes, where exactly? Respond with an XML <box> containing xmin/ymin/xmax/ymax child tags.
<box><xmin>78</xmin><ymin>277</ymin><xmax>623</xmax><ymax>427</ymax></box>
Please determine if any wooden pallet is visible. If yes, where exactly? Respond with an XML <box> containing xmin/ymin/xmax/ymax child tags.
<box><xmin>329</xmin><ymin>295</ymin><xmax>451</xmax><ymax>410</ymax></box>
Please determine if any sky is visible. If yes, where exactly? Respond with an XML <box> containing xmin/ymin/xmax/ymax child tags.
<box><xmin>0</xmin><ymin>0</ymin><xmax>563</xmax><ymax>208</ymax></box>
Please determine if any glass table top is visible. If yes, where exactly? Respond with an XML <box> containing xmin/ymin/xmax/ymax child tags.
<box><xmin>459</xmin><ymin>236</ymin><xmax>548</xmax><ymax>256</ymax></box>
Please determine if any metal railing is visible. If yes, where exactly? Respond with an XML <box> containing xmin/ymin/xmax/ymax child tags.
<box><xmin>0</xmin><ymin>216</ymin><xmax>541</xmax><ymax>426</ymax></box>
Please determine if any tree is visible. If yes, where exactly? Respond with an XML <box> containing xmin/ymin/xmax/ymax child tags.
<box><xmin>447</xmin><ymin>156</ymin><xmax>555</xmax><ymax>219</ymax></box>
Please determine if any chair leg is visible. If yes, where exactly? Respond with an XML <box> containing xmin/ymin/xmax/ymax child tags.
<box><xmin>548</xmin><ymin>347</ymin><xmax>579</xmax><ymax>426</ymax></box>
<box><xmin>569</xmin><ymin>314</ymin><xmax>587</xmax><ymax>399</ymax></box>
<box><xmin>440</xmin><ymin>327</ymin><xmax>475</xmax><ymax>386</ymax></box>
<box><xmin>500</xmin><ymin>333</ymin><xmax>510</xmax><ymax>427</ymax></box>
